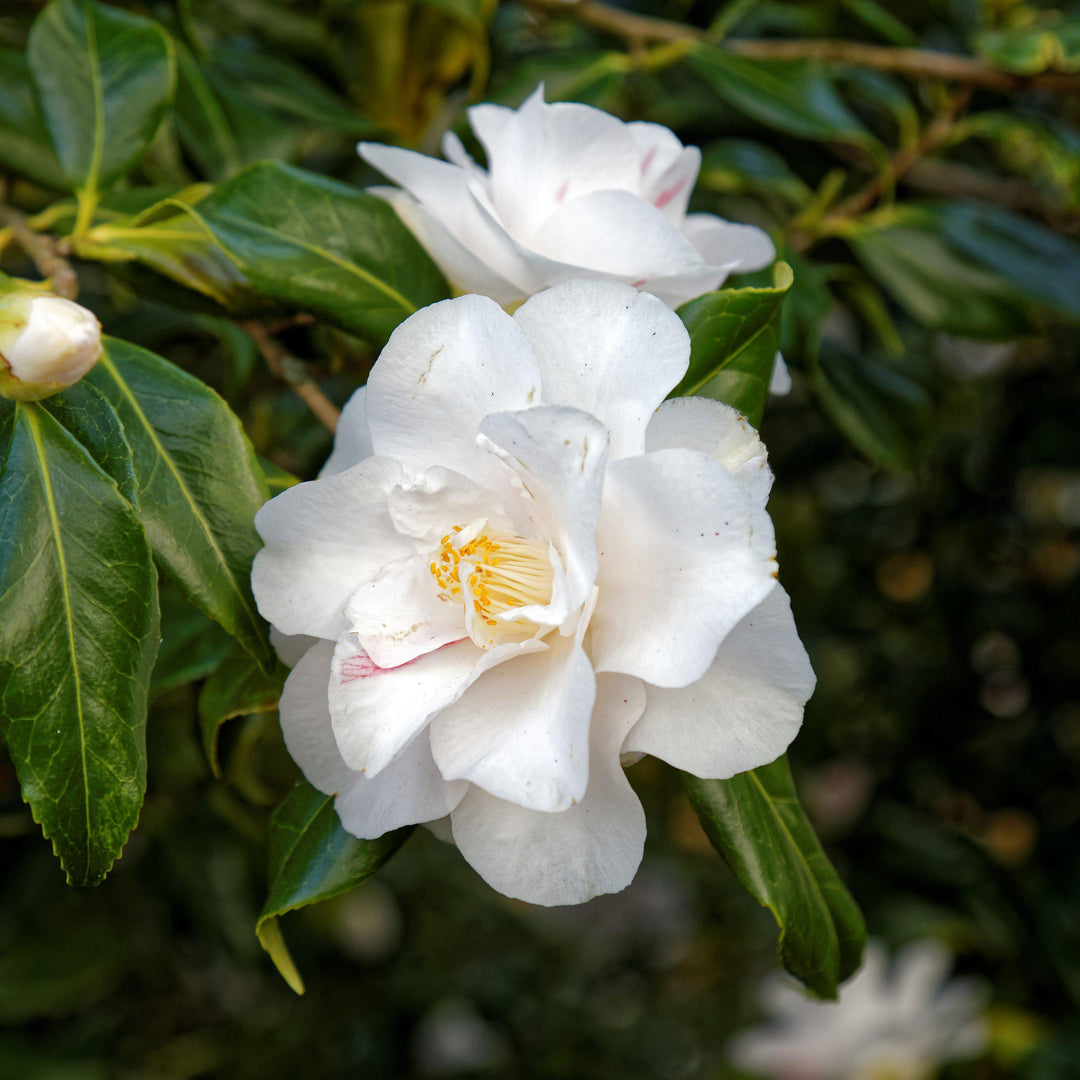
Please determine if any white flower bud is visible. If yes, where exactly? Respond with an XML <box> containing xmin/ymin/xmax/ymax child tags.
<box><xmin>0</xmin><ymin>291</ymin><xmax>103</xmax><ymax>402</ymax></box>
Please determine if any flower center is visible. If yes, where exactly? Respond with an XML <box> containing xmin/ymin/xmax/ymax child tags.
<box><xmin>430</xmin><ymin>523</ymin><xmax>553</xmax><ymax>640</ymax></box>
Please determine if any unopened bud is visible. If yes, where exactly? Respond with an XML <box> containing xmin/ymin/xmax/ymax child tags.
<box><xmin>0</xmin><ymin>291</ymin><xmax>103</xmax><ymax>402</ymax></box>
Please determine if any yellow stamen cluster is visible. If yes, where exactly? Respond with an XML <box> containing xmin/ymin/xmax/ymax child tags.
<box><xmin>430</xmin><ymin>525</ymin><xmax>553</xmax><ymax>629</ymax></box>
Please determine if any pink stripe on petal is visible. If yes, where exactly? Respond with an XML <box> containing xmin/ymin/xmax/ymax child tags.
<box><xmin>654</xmin><ymin>177</ymin><xmax>688</xmax><ymax>209</ymax></box>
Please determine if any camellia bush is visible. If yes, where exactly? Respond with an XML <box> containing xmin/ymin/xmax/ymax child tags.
<box><xmin>1</xmin><ymin>0</ymin><xmax>1078</xmax><ymax>1076</ymax></box>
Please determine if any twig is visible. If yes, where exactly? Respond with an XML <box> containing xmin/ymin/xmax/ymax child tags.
<box><xmin>243</xmin><ymin>320</ymin><xmax>340</xmax><ymax>433</ymax></box>
<box><xmin>0</xmin><ymin>203</ymin><xmax>79</xmax><ymax>299</ymax></box>
<box><xmin>521</xmin><ymin>0</ymin><xmax>1080</xmax><ymax>93</ymax></box>
<box><xmin>789</xmin><ymin>88</ymin><xmax>973</xmax><ymax>250</ymax></box>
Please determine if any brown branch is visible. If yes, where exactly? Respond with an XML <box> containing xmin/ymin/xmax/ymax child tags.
<box><xmin>243</xmin><ymin>320</ymin><xmax>340</xmax><ymax>433</ymax></box>
<box><xmin>521</xmin><ymin>0</ymin><xmax>1080</xmax><ymax>93</ymax></box>
<box><xmin>0</xmin><ymin>204</ymin><xmax>79</xmax><ymax>299</ymax></box>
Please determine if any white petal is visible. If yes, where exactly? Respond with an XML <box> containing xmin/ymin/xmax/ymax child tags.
<box><xmin>360</xmin><ymin>143</ymin><xmax>528</xmax><ymax>280</ymax></box>
<box><xmin>770</xmin><ymin>353</ymin><xmax>793</xmax><ymax>395</ymax></box>
<box><xmin>329</xmin><ymin>632</ymin><xmax>545</xmax><ymax>777</ymax></box>
<box><xmin>513</xmin><ymin>280</ymin><xmax>690</xmax><ymax>461</ymax></box>
<box><xmin>591</xmin><ymin>448</ymin><xmax>777</xmax><ymax>687</ymax></box>
<box><xmin>529</xmin><ymin>189</ymin><xmax>706</xmax><ymax>281</ymax></box>
<box><xmin>386</xmin><ymin>465</ymin><xmax>512</xmax><ymax>546</ymax></box>
<box><xmin>682</xmin><ymin>212</ymin><xmax>776</xmax><ymax>273</ymax></box>
<box><xmin>319</xmin><ymin>386</ymin><xmax>373</xmax><ymax>477</ymax></box>
<box><xmin>643</xmin><ymin>146</ymin><xmax>701</xmax><ymax>222</ymax></box>
<box><xmin>252</xmin><ymin>457</ymin><xmax>412</xmax><ymax>640</ymax></box>
<box><xmin>450</xmin><ymin>674</ymin><xmax>647</xmax><ymax>905</ymax></box>
<box><xmin>279</xmin><ymin>640</ymin><xmax>355</xmax><ymax>795</ymax></box>
<box><xmin>335</xmin><ymin>729</ymin><xmax>468</xmax><ymax>839</ymax></box>
<box><xmin>627</xmin><ymin>121</ymin><xmax>687</xmax><ymax>189</ymax></box>
<box><xmin>440</xmin><ymin>129</ymin><xmax>488</xmax><ymax>183</ymax></box>
<box><xmin>270</xmin><ymin>625</ymin><xmax>318</xmax><ymax>668</ymax></box>
<box><xmin>364</xmin><ymin>294</ymin><xmax>542</xmax><ymax>490</ymax></box>
<box><xmin>278</xmin><ymin>641</ymin><xmax>466</xmax><ymax>836</ymax></box>
<box><xmin>478</xmin><ymin>405</ymin><xmax>608</xmax><ymax>618</ymax></box>
<box><xmin>623</xmin><ymin>586</ymin><xmax>812</xmax><ymax>778</ymax></box>
<box><xmin>646</xmin><ymin>396</ymin><xmax>772</xmax><ymax>507</ymax></box>
<box><xmin>370</xmin><ymin>186</ymin><xmax>524</xmax><ymax>307</ymax></box>
<box><xmin>429</xmin><ymin>624</ymin><xmax>595</xmax><ymax>812</ymax></box>
<box><xmin>472</xmin><ymin>87</ymin><xmax>640</xmax><ymax>240</ymax></box>
<box><xmin>344</xmin><ymin>553</ymin><xmax>467</xmax><ymax>668</ymax></box>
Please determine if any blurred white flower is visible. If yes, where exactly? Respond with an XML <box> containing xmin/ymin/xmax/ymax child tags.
<box><xmin>728</xmin><ymin>939</ymin><xmax>990</xmax><ymax>1080</ymax></box>
<box><xmin>252</xmin><ymin>279</ymin><xmax>813</xmax><ymax>905</ymax></box>
<box><xmin>359</xmin><ymin>86</ymin><xmax>775</xmax><ymax>309</ymax></box>
<box><xmin>0</xmin><ymin>291</ymin><xmax>102</xmax><ymax>401</ymax></box>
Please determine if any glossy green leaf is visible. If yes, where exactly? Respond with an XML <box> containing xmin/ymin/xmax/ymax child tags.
<box><xmin>0</xmin><ymin>47</ymin><xmax>65</xmax><ymax>189</ymax></box>
<box><xmin>150</xmin><ymin>585</ymin><xmax>233</xmax><ymax>699</ymax></box>
<box><xmin>0</xmin><ymin>400</ymin><xmax>159</xmax><ymax>886</ymax></box>
<box><xmin>258</xmin><ymin>781</ymin><xmax>412</xmax><ymax>993</ymax></box>
<box><xmin>87</xmin><ymin>338</ymin><xmax>272</xmax><ymax>668</ymax></box>
<box><xmin>40</xmin><ymin>382</ymin><xmax>137</xmax><ymax>507</ymax></box>
<box><xmin>686</xmin><ymin>757</ymin><xmax>866</xmax><ymax>999</ymax></box>
<box><xmin>692</xmin><ymin>48</ymin><xmax>877</xmax><ymax>149</ymax></box>
<box><xmin>198</xmin><ymin>650</ymin><xmax>287</xmax><ymax>777</ymax></box>
<box><xmin>675</xmin><ymin>262</ymin><xmax>791</xmax><ymax>425</ymax></box>
<box><xmin>698</xmin><ymin>140</ymin><xmax>811</xmax><ymax>205</ymax></box>
<box><xmin>187</xmin><ymin>162</ymin><xmax>450</xmax><ymax>347</ymax></box>
<box><xmin>847</xmin><ymin>209</ymin><xmax>1035</xmax><ymax>339</ymax></box>
<box><xmin>812</xmin><ymin>345</ymin><xmax>933</xmax><ymax>473</ymax></box>
<box><xmin>26</xmin><ymin>0</ymin><xmax>175</xmax><ymax>223</ymax></box>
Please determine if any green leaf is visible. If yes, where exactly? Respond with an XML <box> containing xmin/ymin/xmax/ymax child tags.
<box><xmin>198</xmin><ymin>650</ymin><xmax>286</xmax><ymax>777</ymax></box>
<box><xmin>692</xmin><ymin>47</ymin><xmax>877</xmax><ymax>149</ymax></box>
<box><xmin>186</xmin><ymin>162</ymin><xmax>450</xmax><ymax>347</ymax></box>
<box><xmin>258</xmin><ymin>781</ymin><xmax>412</xmax><ymax>993</ymax></box>
<box><xmin>685</xmin><ymin>757</ymin><xmax>866</xmax><ymax>999</ymax></box>
<box><xmin>812</xmin><ymin>345</ymin><xmax>932</xmax><ymax>473</ymax></box>
<box><xmin>40</xmin><ymin>382</ymin><xmax>138</xmax><ymax>507</ymax></box>
<box><xmin>934</xmin><ymin>201</ymin><xmax>1080</xmax><ymax>320</ymax></box>
<box><xmin>0</xmin><ymin>47</ymin><xmax>65</xmax><ymax>190</ymax></box>
<box><xmin>151</xmin><ymin>585</ymin><xmax>233</xmax><ymax>699</ymax></box>
<box><xmin>675</xmin><ymin>262</ymin><xmax>792</xmax><ymax>426</ymax></box>
<box><xmin>698</xmin><ymin>140</ymin><xmax>811</xmax><ymax>206</ymax></box>
<box><xmin>172</xmin><ymin>41</ymin><xmax>241</xmax><ymax>181</ymax></box>
<box><xmin>86</xmin><ymin>337</ymin><xmax>272</xmax><ymax>668</ymax></box>
<box><xmin>0</xmin><ymin>400</ymin><xmax>159</xmax><ymax>886</ymax></box>
<box><xmin>27</xmin><ymin>0</ymin><xmax>176</xmax><ymax>227</ymax></box>
<box><xmin>847</xmin><ymin>208</ymin><xmax>1035</xmax><ymax>339</ymax></box>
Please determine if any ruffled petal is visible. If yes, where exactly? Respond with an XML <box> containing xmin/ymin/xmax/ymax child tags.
<box><xmin>328</xmin><ymin>632</ymin><xmax>545</xmax><ymax>777</ymax></box>
<box><xmin>386</xmin><ymin>466</ymin><xmax>512</xmax><ymax>547</ymax></box>
<box><xmin>449</xmin><ymin>674</ymin><xmax>646</xmax><ymax>905</ymax></box>
<box><xmin>252</xmin><ymin>457</ymin><xmax>412</xmax><ymax>640</ymax></box>
<box><xmin>643</xmin><ymin>146</ymin><xmax>701</xmax><ymax>222</ymax></box>
<box><xmin>319</xmin><ymin>386</ymin><xmax>373</xmax><ymax>477</ymax></box>
<box><xmin>623</xmin><ymin>586</ymin><xmax>812</xmax><ymax>777</ymax></box>
<box><xmin>279</xmin><ymin>641</ymin><xmax>466</xmax><ymax>837</ymax></box>
<box><xmin>645</xmin><ymin>396</ymin><xmax>772</xmax><ymax>507</ymax></box>
<box><xmin>513</xmin><ymin>281</ymin><xmax>690</xmax><ymax>460</ymax></box>
<box><xmin>344</xmin><ymin>553</ymin><xmax>467</xmax><ymax>668</ymax></box>
<box><xmin>478</xmin><ymin>405</ymin><xmax>608</xmax><ymax>618</ymax></box>
<box><xmin>364</xmin><ymin>294</ymin><xmax>541</xmax><ymax>490</ymax></box>
<box><xmin>429</xmin><ymin>624</ymin><xmax>595</xmax><ymax>812</ymax></box>
<box><xmin>591</xmin><ymin>448</ymin><xmax>777</xmax><ymax>687</ymax></box>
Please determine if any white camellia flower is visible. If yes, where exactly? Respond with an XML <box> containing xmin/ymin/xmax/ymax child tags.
<box><xmin>0</xmin><ymin>290</ymin><xmax>103</xmax><ymax>401</ymax></box>
<box><xmin>252</xmin><ymin>279</ymin><xmax>814</xmax><ymax>905</ymax></box>
<box><xmin>728</xmin><ymin>940</ymin><xmax>990</xmax><ymax>1080</ymax></box>
<box><xmin>358</xmin><ymin>86</ymin><xmax>776</xmax><ymax>309</ymax></box>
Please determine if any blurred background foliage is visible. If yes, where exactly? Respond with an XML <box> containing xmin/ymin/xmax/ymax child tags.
<box><xmin>2</xmin><ymin>0</ymin><xmax>1080</xmax><ymax>1076</ymax></box>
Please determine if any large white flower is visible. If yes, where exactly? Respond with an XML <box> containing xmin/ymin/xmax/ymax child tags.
<box><xmin>252</xmin><ymin>279</ymin><xmax>813</xmax><ymax>906</ymax></box>
<box><xmin>728</xmin><ymin>940</ymin><xmax>990</xmax><ymax>1080</ymax></box>
<box><xmin>358</xmin><ymin>87</ymin><xmax>776</xmax><ymax>309</ymax></box>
